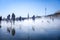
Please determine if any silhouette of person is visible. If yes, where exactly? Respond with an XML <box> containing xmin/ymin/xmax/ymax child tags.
<box><xmin>0</xmin><ymin>16</ymin><xmax>2</xmax><ymax>28</ymax></box>
<box><xmin>11</xmin><ymin>13</ymin><xmax>15</xmax><ymax>24</ymax></box>
<box><xmin>32</xmin><ymin>15</ymin><xmax>35</xmax><ymax>21</ymax></box>
<box><xmin>7</xmin><ymin>14</ymin><xmax>10</xmax><ymax>22</ymax></box>
<box><xmin>19</xmin><ymin>16</ymin><xmax>22</xmax><ymax>21</ymax></box>
<box><xmin>0</xmin><ymin>16</ymin><xmax>2</xmax><ymax>21</ymax></box>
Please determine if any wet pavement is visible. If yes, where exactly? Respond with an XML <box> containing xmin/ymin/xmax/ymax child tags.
<box><xmin>0</xmin><ymin>18</ymin><xmax>60</xmax><ymax>40</ymax></box>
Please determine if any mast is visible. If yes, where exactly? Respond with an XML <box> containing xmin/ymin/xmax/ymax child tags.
<box><xmin>45</xmin><ymin>8</ymin><xmax>47</xmax><ymax>16</ymax></box>
<box><xmin>28</xmin><ymin>13</ymin><xmax>29</xmax><ymax>19</ymax></box>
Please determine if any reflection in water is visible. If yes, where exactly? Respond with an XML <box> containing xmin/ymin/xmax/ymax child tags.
<box><xmin>0</xmin><ymin>18</ymin><xmax>60</xmax><ymax>40</ymax></box>
<box><xmin>42</xmin><ymin>20</ymin><xmax>43</xmax><ymax>22</ymax></box>
<box><xmin>10</xmin><ymin>20</ymin><xmax>15</xmax><ymax>25</ymax></box>
<box><xmin>32</xmin><ymin>26</ymin><xmax>35</xmax><ymax>31</ymax></box>
<box><xmin>20</xmin><ymin>26</ymin><xmax>21</xmax><ymax>29</ymax></box>
<box><xmin>11</xmin><ymin>28</ymin><xmax>15</xmax><ymax>36</ymax></box>
<box><xmin>52</xmin><ymin>18</ymin><xmax>54</xmax><ymax>21</ymax></box>
<box><xmin>7</xmin><ymin>27</ymin><xmax>15</xmax><ymax>36</ymax></box>
<box><xmin>12</xmin><ymin>21</ymin><xmax>15</xmax><ymax>25</ymax></box>
<box><xmin>0</xmin><ymin>21</ymin><xmax>1</xmax><ymax>28</ymax></box>
<box><xmin>0</xmin><ymin>25</ymin><xmax>1</xmax><ymax>28</ymax></box>
<box><xmin>7</xmin><ymin>27</ymin><xmax>10</xmax><ymax>33</ymax></box>
<box><xmin>19</xmin><ymin>24</ymin><xmax>22</xmax><ymax>30</ymax></box>
<box><xmin>47</xmin><ymin>20</ymin><xmax>50</xmax><ymax>23</ymax></box>
<box><xmin>7</xmin><ymin>18</ymin><xmax>15</xmax><ymax>36</ymax></box>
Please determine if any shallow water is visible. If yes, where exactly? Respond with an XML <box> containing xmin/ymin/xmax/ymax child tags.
<box><xmin>0</xmin><ymin>18</ymin><xmax>60</xmax><ymax>40</ymax></box>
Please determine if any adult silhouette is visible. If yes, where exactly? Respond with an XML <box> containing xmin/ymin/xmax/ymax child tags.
<box><xmin>32</xmin><ymin>15</ymin><xmax>35</xmax><ymax>21</ymax></box>
<box><xmin>0</xmin><ymin>16</ymin><xmax>2</xmax><ymax>28</ymax></box>
<box><xmin>11</xmin><ymin>13</ymin><xmax>15</xmax><ymax>24</ymax></box>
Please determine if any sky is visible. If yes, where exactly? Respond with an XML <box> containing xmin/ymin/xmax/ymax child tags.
<box><xmin>0</xmin><ymin>0</ymin><xmax>60</xmax><ymax>18</ymax></box>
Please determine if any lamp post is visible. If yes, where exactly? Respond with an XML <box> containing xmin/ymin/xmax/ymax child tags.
<box><xmin>45</xmin><ymin>8</ymin><xmax>47</xmax><ymax>16</ymax></box>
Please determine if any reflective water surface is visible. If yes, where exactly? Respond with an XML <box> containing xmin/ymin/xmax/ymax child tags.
<box><xmin>0</xmin><ymin>18</ymin><xmax>60</xmax><ymax>40</ymax></box>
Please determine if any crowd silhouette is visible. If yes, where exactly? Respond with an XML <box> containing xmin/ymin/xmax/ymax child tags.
<box><xmin>0</xmin><ymin>12</ymin><xmax>58</xmax><ymax>36</ymax></box>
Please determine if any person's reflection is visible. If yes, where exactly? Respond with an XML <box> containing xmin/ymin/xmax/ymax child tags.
<box><xmin>10</xmin><ymin>20</ymin><xmax>15</xmax><ymax>25</ymax></box>
<box><xmin>7</xmin><ymin>27</ymin><xmax>15</xmax><ymax>36</ymax></box>
<box><xmin>50</xmin><ymin>16</ymin><xmax>54</xmax><ymax>22</ymax></box>
<box><xmin>32</xmin><ymin>26</ymin><xmax>35</xmax><ymax>31</ymax></box>
<box><xmin>13</xmin><ymin>21</ymin><xmax>15</xmax><ymax>24</ymax></box>
<box><xmin>0</xmin><ymin>21</ymin><xmax>1</xmax><ymax>28</ymax></box>
<box><xmin>11</xmin><ymin>28</ymin><xmax>15</xmax><ymax>36</ymax></box>
<box><xmin>0</xmin><ymin>24</ymin><xmax>1</xmax><ymax>28</ymax></box>
<box><xmin>19</xmin><ymin>24</ymin><xmax>22</xmax><ymax>30</ymax></box>
<box><xmin>7</xmin><ymin>27</ymin><xmax>11</xmax><ymax>33</ymax></box>
<box><xmin>42</xmin><ymin>20</ymin><xmax>43</xmax><ymax>23</ymax></box>
<box><xmin>47</xmin><ymin>20</ymin><xmax>50</xmax><ymax>23</ymax></box>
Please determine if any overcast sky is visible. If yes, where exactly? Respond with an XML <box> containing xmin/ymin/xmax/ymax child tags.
<box><xmin>0</xmin><ymin>0</ymin><xmax>60</xmax><ymax>17</ymax></box>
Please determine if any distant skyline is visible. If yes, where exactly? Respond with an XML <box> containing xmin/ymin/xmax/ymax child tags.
<box><xmin>0</xmin><ymin>0</ymin><xmax>60</xmax><ymax>18</ymax></box>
